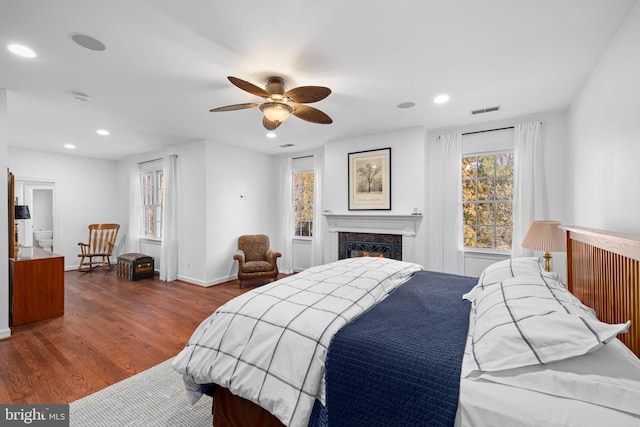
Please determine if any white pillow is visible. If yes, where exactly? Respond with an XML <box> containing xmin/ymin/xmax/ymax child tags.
<box><xmin>466</xmin><ymin>274</ymin><xmax>631</xmax><ymax>373</ymax></box>
<box><xmin>463</xmin><ymin>257</ymin><xmax>561</xmax><ymax>302</ymax></box>
<box><xmin>466</xmin><ymin>339</ymin><xmax>640</xmax><ymax>417</ymax></box>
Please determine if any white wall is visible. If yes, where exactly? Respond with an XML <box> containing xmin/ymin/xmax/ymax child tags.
<box><xmin>176</xmin><ymin>140</ymin><xmax>208</xmax><ymax>283</ymax></box>
<box><xmin>426</xmin><ymin>110</ymin><xmax>568</xmax><ymax>278</ymax></box>
<box><xmin>118</xmin><ymin>141</ymin><xmax>210</xmax><ymax>282</ymax></box>
<box><xmin>32</xmin><ymin>189</ymin><xmax>53</xmax><ymax>232</ymax></box>
<box><xmin>8</xmin><ymin>147</ymin><xmax>123</xmax><ymax>270</ymax></box>
<box><xmin>323</xmin><ymin>126</ymin><xmax>427</xmax><ymax>266</ymax></box>
<box><xmin>6</xmin><ymin>138</ymin><xmax>278</xmax><ymax>289</ymax></box>
<box><xmin>117</xmin><ymin>138</ymin><xmax>279</xmax><ymax>286</ymax></box>
<box><xmin>0</xmin><ymin>88</ymin><xmax>10</xmax><ymax>339</ymax></box>
<box><xmin>567</xmin><ymin>2</ymin><xmax>640</xmax><ymax>235</ymax></box>
<box><xmin>204</xmin><ymin>140</ymin><xmax>278</xmax><ymax>284</ymax></box>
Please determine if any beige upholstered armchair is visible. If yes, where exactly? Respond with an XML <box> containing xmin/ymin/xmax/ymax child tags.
<box><xmin>233</xmin><ymin>234</ymin><xmax>281</xmax><ymax>288</ymax></box>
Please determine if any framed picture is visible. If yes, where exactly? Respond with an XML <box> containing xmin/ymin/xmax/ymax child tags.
<box><xmin>348</xmin><ymin>148</ymin><xmax>391</xmax><ymax>210</ymax></box>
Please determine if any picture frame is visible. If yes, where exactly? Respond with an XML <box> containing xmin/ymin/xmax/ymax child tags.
<box><xmin>348</xmin><ymin>148</ymin><xmax>391</xmax><ymax>210</ymax></box>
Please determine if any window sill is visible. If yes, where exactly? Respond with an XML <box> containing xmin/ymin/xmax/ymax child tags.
<box><xmin>464</xmin><ymin>248</ymin><xmax>510</xmax><ymax>258</ymax></box>
<box><xmin>140</xmin><ymin>237</ymin><xmax>162</xmax><ymax>244</ymax></box>
<box><xmin>293</xmin><ymin>237</ymin><xmax>312</xmax><ymax>242</ymax></box>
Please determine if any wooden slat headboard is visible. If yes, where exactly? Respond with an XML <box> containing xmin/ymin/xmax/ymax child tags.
<box><xmin>563</xmin><ymin>226</ymin><xmax>640</xmax><ymax>358</ymax></box>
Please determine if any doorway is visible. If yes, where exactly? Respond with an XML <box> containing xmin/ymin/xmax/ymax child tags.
<box><xmin>15</xmin><ymin>180</ymin><xmax>56</xmax><ymax>251</ymax></box>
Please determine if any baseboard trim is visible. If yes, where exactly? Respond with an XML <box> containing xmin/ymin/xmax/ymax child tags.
<box><xmin>62</xmin><ymin>266</ymin><xmax>235</xmax><ymax>288</ymax></box>
<box><xmin>176</xmin><ymin>274</ymin><xmax>236</xmax><ymax>287</ymax></box>
<box><xmin>0</xmin><ymin>328</ymin><xmax>12</xmax><ymax>340</ymax></box>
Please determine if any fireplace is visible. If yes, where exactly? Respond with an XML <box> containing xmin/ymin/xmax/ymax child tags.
<box><xmin>339</xmin><ymin>232</ymin><xmax>402</xmax><ymax>261</ymax></box>
<box><xmin>324</xmin><ymin>213</ymin><xmax>421</xmax><ymax>264</ymax></box>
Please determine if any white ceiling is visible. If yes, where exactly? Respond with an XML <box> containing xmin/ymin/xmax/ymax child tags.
<box><xmin>0</xmin><ymin>0</ymin><xmax>636</xmax><ymax>160</ymax></box>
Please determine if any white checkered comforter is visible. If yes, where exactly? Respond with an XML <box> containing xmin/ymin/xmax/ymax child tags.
<box><xmin>172</xmin><ymin>257</ymin><xmax>422</xmax><ymax>427</ymax></box>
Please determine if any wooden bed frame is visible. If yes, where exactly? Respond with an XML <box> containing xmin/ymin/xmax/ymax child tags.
<box><xmin>211</xmin><ymin>226</ymin><xmax>640</xmax><ymax>426</ymax></box>
<box><xmin>563</xmin><ymin>226</ymin><xmax>640</xmax><ymax>358</ymax></box>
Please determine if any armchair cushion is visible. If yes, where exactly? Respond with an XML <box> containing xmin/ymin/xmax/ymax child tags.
<box><xmin>242</xmin><ymin>261</ymin><xmax>275</xmax><ymax>273</ymax></box>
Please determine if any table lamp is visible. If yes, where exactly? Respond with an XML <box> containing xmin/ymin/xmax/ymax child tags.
<box><xmin>521</xmin><ymin>220</ymin><xmax>566</xmax><ymax>272</ymax></box>
<box><xmin>14</xmin><ymin>205</ymin><xmax>31</xmax><ymax>255</ymax></box>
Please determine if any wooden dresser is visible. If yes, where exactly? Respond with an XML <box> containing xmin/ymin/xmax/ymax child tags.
<box><xmin>9</xmin><ymin>247</ymin><xmax>65</xmax><ymax>326</ymax></box>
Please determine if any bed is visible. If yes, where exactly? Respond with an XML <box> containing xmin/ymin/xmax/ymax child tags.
<box><xmin>173</xmin><ymin>226</ymin><xmax>640</xmax><ymax>426</ymax></box>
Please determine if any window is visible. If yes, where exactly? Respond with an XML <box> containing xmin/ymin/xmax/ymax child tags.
<box><xmin>462</xmin><ymin>152</ymin><xmax>513</xmax><ymax>250</ymax></box>
<box><xmin>141</xmin><ymin>169</ymin><xmax>164</xmax><ymax>239</ymax></box>
<box><xmin>293</xmin><ymin>170</ymin><xmax>314</xmax><ymax>237</ymax></box>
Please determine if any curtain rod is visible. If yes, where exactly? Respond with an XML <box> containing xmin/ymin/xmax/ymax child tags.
<box><xmin>293</xmin><ymin>155</ymin><xmax>313</xmax><ymax>160</ymax></box>
<box><xmin>138</xmin><ymin>157</ymin><xmax>162</xmax><ymax>165</ymax></box>
<box><xmin>462</xmin><ymin>126</ymin><xmax>514</xmax><ymax>136</ymax></box>
<box><xmin>437</xmin><ymin>126</ymin><xmax>514</xmax><ymax>140</ymax></box>
<box><xmin>438</xmin><ymin>121</ymin><xmax>544</xmax><ymax>140</ymax></box>
<box><xmin>138</xmin><ymin>154</ymin><xmax>178</xmax><ymax>166</ymax></box>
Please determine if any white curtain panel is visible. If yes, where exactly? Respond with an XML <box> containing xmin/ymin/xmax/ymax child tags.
<box><xmin>441</xmin><ymin>133</ymin><xmax>464</xmax><ymax>274</ymax></box>
<box><xmin>311</xmin><ymin>152</ymin><xmax>324</xmax><ymax>267</ymax></box>
<box><xmin>278</xmin><ymin>157</ymin><xmax>294</xmax><ymax>273</ymax></box>
<box><xmin>127</xmin><ymin>160</ymin><xmax>142</xmax><ymax>255</ymax></box>
<box><xmin>512</xmin><ymin>121</ymin><xmax>548</xmax><ymax>258</ymax></box>
<box><xmin>160</xmin><ymin>154</ymin><xmax>178</xmax><ymax>281</ymax></box>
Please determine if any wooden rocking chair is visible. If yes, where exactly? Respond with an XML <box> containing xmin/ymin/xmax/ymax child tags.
<box><xmin>77</xmin><ymin>224</ymin><xmax>120</xmax><ymax>272</ymax></box>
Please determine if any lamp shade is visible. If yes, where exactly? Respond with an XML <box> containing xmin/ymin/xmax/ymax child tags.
<box><xmin>521</xmin><ymin>220</ymin><xmax>566</xmax><ymax>252</ymax></box>
<box><xmin>15</xmin><ymin>205</ymin><xmax>31</xmax><ymax>220</ymax></box>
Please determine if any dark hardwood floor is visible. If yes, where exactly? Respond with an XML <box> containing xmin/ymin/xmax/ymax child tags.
<box><xmin>0</xmin><ymin>269</ymin><xmax>282</xmax><ymax>404</ymax></box>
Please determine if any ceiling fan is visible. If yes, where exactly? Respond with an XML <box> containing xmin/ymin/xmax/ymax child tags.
<box><xmin>210</xmin><ymin>76</ymin><xmax>332</xmax><ymax>130</ymax></box>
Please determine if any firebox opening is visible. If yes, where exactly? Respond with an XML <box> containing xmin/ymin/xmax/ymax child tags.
<box><xmin>347</xmin><ymin>241</ymin><xmax>393</xmax><ymax>259</ymax></box>
<box><xmin>338</xmin><ymin>232</ymin><xmax>403</xmax><ymax>261</ymax></box>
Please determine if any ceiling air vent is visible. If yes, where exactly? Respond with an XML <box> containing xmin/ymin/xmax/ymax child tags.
<box><xmin>471</xmin><ymin>106</ymin><xmax>500</xmax><ymax>115</ymax></box>
<box><xmin>279</xmin><ymin>143</ymin><xmax>295</xmax><ymax>148</ymax></box>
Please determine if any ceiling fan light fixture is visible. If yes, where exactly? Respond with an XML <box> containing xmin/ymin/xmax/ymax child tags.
<box><xmin>260</xmin><ymin>102</ymin><xmax>293</xmax><ymax>123</ymax></box>
<box><xmin>211</xmin><ymin>76</ymin><xmax>332</xmax><ymax>128</ymax></box>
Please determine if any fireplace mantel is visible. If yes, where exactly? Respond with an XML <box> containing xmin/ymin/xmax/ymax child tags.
<box><xmin>324</xmin><ymin>213</ymin><xmax>422</xmax><ymax>263</ymax></box>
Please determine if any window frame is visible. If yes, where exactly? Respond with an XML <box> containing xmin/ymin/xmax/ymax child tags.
<box><xmin>140</xmin><ymin>168</ymin><xmax>164</xmax><ymax>240</ymax></box>
<box><xmin>292</xmin><ymin>169</ymin><xmax>314</xmax><ymax>240</ymax></box>
<box><xmin>461</xmin><ymin>149</ymin><xmax>514</xmax><ymax>254</ymax></box>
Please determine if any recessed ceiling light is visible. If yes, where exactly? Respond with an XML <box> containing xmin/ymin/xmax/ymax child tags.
<box><xmin>70</xmin><ymin>33</ymin><xmax>106</xmax><ymax>51</ymax></box>
<box><xmin>433</xmin><ymin>94</ymin><xmax>450</xmax><ymax>104</ymax></box>
<box><xmin>397</xmin><ymin>102</ymin><xmax>415</xmax><ymax>109</ymax></box>
<box><xmin>96</xmin><ymin>129</ymin><xmax>110</xmax><ymax>136</ymax></box>
<box><xmin>64</xmin><ymin>144</ymin><xmax>76</xmax><ymax>150</ymax></box>
<box><xmin>7</xmin><ymin>44</ymin><xmax>37</xmax><ymax>58</ymax></box>
<box><xmin>266</xmin><ymin>132</ymin><xmax>277</xmax><ymax>139</ymax></box>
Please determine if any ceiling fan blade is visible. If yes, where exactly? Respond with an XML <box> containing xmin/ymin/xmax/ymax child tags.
<box><xmin>292</xmin><ymin>104</ymin><xmax>333</xmax><ymax>124</ymax></box>
<box><xmin>263</xmin><ymin>116</ymin><xmax>282</xmax><ymax>130</ymax></box>
<box><xmin>209</xmin><ymin>103</ymin><xmax>260</xmax><ymax>112</ymax></box>
<box><xmin>228</xmin><ymin>76</ymin><xmax>270</xmax><ymax>98</ymax></box>
<box><xmin>285</xmin><ymin>86</ymin><xmax>331</xmax><ymax>103</ymax></box>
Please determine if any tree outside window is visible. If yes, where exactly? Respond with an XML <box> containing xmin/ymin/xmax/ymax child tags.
<box><xmin>462</xmin><ymin>153</ymin><xmax>513</xmax><ymax>250</ymax></box>
<box><xmin>293</xmin><ymin>171</ymin><xmax>314</xmax><ymax>237</ymax></box>
<box><xmin>141</xmin><ymin>169</ymin><xmax>164</xmax><ymax>239</ymax></box>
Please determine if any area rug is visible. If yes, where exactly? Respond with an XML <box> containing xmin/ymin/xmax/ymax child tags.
<box><xmin>69</xmin><ymin>358</ymin><xmax>212</xmax><ymax>426</ymax></box>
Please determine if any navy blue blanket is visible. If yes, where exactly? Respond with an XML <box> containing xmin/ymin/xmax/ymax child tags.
<box><xmin>325</xmin><ymin>271</ymin><xmax>476</xmax><ymax>427</ymax></box>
